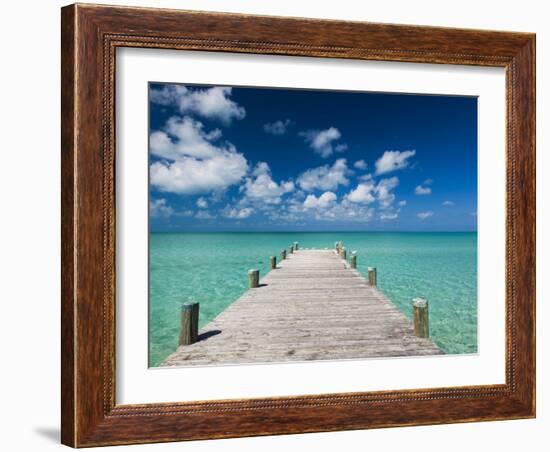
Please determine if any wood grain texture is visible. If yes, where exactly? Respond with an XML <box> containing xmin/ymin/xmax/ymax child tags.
<box><xmin>61</xmin><ymin>3</ymin><xmax>536</xmax><ymax>447</ymax></box>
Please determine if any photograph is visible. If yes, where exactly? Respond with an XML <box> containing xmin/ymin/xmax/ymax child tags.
<box><xmin>148</xmin><ymin>83</ymin><xmax>478</xmax><ymax>368</ymax></box>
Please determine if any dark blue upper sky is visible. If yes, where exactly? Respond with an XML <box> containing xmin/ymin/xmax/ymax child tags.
<box><xmin>149</xmin><ymin>83</ymin><xmax>477</xmax><ymax>232</ymax></box>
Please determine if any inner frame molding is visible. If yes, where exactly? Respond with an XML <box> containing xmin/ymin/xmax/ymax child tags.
<box><xmin>61</xmin><ymin>4</ymin><xmax>535</xmax><ymax>447</ymax></box>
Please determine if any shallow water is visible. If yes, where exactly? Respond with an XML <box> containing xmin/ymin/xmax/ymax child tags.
<box><xmin>149</xmin><ymin>232</ymin><xmax>477</xmax><ymax>367</ymax></box>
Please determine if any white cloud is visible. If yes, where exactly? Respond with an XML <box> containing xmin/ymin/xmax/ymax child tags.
<box><xmin>297</xmin><ymin>158</ymin><xmax>350</xmax><ymax>191</ymax></box>
<box><xmin>300</xmin><ymin>127</ymin><xmax>345</xmax><ymax>158</ymax></box>
<box><xmin>354</xmin><ymin>160</ymin><xmax>368</xmax><ymax>170</ymax></box>
<box><xmin>263</xmin><ymin>119</ymin><xmax>292</xmax><ymax>135</ymax></box>
<box><xmin>149</xmin><ymin>198</ymin><xmax>174</xmax><ymax>218</ymax></box>
<box><xmin>398</xmin><ymin>200</ymin><xmax>407</xmax><ymax>207</ymax></box>
<box><xmin>424</xmin><ymin>178</ymin><xmax>433</xmax><ymax>185</ymax></box>
<box><xmin>252</xmin><ymin>162</ymin><xmax>270</xmax><ymax>177</ymax></box>
<box><xmin>150</xmin><ymin>116</ymin><xmax>226</xmax><ymax>161</ymax></box>
<box><xmin>281</xmin><ymin>194</ymin><xmax>374</xmax><ymax>223</ymax></box>
<box><xmin>223</xmin><ymin>206</ymin><xmax>254</xmax><ymax>219</ymax></box>
<box><xmin>346</xmin><ymin>176</ymin><xmax>398</xmax><ymax>209</ymax></box>
<box><xmin>303</xmin><ymin>191</ymin><xmax>337</xmax><ymax>209</ymax></box>
<box><xmin>376</xmin><ymin>177</ymin><xmax>399</xmax><ymax>209</ymax></box>
<box><xmin>380</xmin><ymin>211</ymin><xmax>399</xmax><ymax>220</ymax></box>
<box><xmin>375</xmin><ymin>150</ymin><xmax>416</xmax><ymax>175</ymax></box>
<box><xmin>346</xmin><ymin>183</ymin><xmax>376</xmax><ymax>204</ymax></box>
<box><xmin>151</xmin><ymin>153</ymin><xmax>248</xmax><ymax>195</ymax></box>
<box><xmin>243</xmin><ymin>162</ymin><xmax>294</xmax><ymax>205</ymax></box>
<box><xmin>442</xmin><ymin>200</ymin><xmax>455</xmax><ymax>207</ymax></box>
<box><xmin>150</xmin><ymin>85</ymin><xmax>245</xmax><ymax>124</ymax></box>
<box><xmin>196</xmin><ymin>197</ymin><xmax>208</xmax><ymax>209</ymax></box>
<box><xmin>415</xmin><ymin>185</ymin><xmax>432</xmax><ymax>195</ymax></box>
<box><xmin>150</xmin><ymin>116</ymin><xmax>248</xmax><ymax>195</ymax></box>
<box><xmin>417</xmin><ymin>211</ymin><xmax>434</xmax><ymax>220</ymax></box>
<box><xmin>150</xmin><ymin>84</ymin><xmax>187</xmax><ymax>105</ymax></box>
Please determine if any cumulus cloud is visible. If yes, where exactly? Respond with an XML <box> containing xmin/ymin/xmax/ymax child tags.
<box><xmin>280</xmin><ymin>193</ymin><xmax>374</xmax><ymax>223</ymax></box>
<box><xmin>149</xmin><ymin>198</ymin><xmax>174</xmax><ymax>218</ymax></box>
<box><xmin>150</xmin><ymin>116</ymin><xmax>225</xmax><ymax>161</ymax></box>
<box><xmin>150</xmin><ymin>85</ymin><xmax>245</xmax><ymax>125</ymax></box>
<box><xmin>150</xmin><ymin>153</ymin><xmax>248</xmax><ymax>195</ymax></box>
<box><xmin>415</xmin><ymin>185</ymin><xmax>432</xmax><ymax>195</ymax></box>
<box><xmin>346</xmin><ymin>176</ymin><xmax>398</xmax><ymax>210</ymax></box>
<box><xmin>376</xmin><ymin>177</ymin><xmax>399</xmax><ymax>209</ymax></box>
<box><xmin>375</xmin><ymin>150</ymin><xmax>416</xmax><ymax>175</ymax></box>
<box><xmin>263</xmin><ymin>119</ymin><xmax>292</xmax><ymax>135</ymax></box>
<box><xmin>417</xmin><ymin>211</ymin><xmax>434</xmax><ymax>220</ymax></box>
<box><xmin>196</xmin><ymin>197</ymin><xmax>208</xmax><ymax>209</ymax></box>
<box><xmin>442</xmin><ymin>200</ymin><xmax>455</xmax><ymax>207</ymax></box>
<box><xmin>299</xmin><ymin>127</ymin><xmax>346</xmax><ymax>158</ymax></box>
<box><xmin>297</xmin><ymin>158</ymin><xmax>350</xmax><ymax>192</ymax></box>
<box><xmin>354</xmin><ymin>160</ymin><xmax>368</xmax><ymax>170</ymax></box>
<box><xmin>243</xmin><ymin>162</ymin><xmax>294</xmax><ymax>205</ymax></box>
<box><xmin>398</xmin><ymin>200</ymin><xmax>407</xmax><ymax>207</ymax></box>
<box><xmin>149</xmin><ymin>116</ymin><xmax>248</xmax><ymax>194</ymax></box>
<box><xmin>303</xmin><ymin>191</ymin><xmax>337</xmax><ymax>209</ymax></box>
<box><xmin>223</xmin><ymin>206</ymin><xmax>254</xmax><ymax>219</ymax></box>
<box><xmin>346</xmin><ymin>183</ymin><xmax>376</xmax><ymax>204</ymax></box>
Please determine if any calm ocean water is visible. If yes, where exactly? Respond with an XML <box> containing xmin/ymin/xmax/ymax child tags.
<box><xmin>149</xmin><ymin>232</ymin><xmax>477</xmax><ymax>367</ymax></box>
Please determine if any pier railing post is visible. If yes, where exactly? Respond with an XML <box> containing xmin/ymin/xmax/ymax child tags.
<box><xmin>248</xmin><ymin>269</ymin><xmax>260</xmax><ymax>288</ymax></box>
<box><xmin>351</xmin><ymin>254</ymin><xmax>357</xmax><ymax>269</ymax></box>
<box><xmin>368</xmin><ymin>267</ymin><xmax>377</xmax><ymax>286</ymax></box>
<box><xmin>340</xmin><ymin>246</ymin><xmax>347</xmax><ymax>260</ymax></box>
<box><xmin>281</xmin><ymin>249</ymin><xmax>287</xmax><ymax>260</ymax></box>
<box><xmin>294</xmin><ymin>241</ymin><xmax>299</xmax><ymax>251</ymax></box>
<box><xmin>270</xmin><ymin>256</ymin><xmax>277</xmax><ymax>270</ymax></box>
<box><xmin>412</xmin><ymin>298</ymin><xmax>430</xmax><ymax>338</ymax></box>
<box><xmin>289</xmin><ymin>245</ymin><xmax>294</xmax><ymax>254</ymax></box>
<box><xmin>179</xmin><ymin>301</ymin><xmax>199</xmax><ymax>346</ymax></box>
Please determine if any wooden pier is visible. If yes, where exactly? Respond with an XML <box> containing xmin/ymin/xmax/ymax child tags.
<box><xmin>161</xmin><ymin>247</ymin><xmax>442</xmax><ymax>367</ymax></box>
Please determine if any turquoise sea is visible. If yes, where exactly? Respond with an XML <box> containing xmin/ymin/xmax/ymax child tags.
<box><xmin>149</xmin><ymin>232</ymin><xmax>477</xmax><ymax>367</ymax></box>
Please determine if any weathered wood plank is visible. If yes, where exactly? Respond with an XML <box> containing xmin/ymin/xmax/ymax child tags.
<box><xmin>162</xmin><ymin>249</ymin><xmax>442</xmax><ymax>367</ymax></box>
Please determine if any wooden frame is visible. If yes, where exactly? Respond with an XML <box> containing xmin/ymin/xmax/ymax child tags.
<box><xmin>61</xmin><ymin>3</ymin><xmax>535</xmax><ymax>447</ymax></box>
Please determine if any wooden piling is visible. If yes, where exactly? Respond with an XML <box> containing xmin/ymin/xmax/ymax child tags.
<box><xmin>179</xmin><ymin>301</ymin><xmax>199</xmax><ymax>346</ymax></box>
<box><xmin>340</xmin><ymin>247</ymin><xmax>347</xmax><ymax>260</ymax></box>
<box><xmin>351</xmin><ymin>254</ymin><xmax>357</xmax><ymax>269</ymax></box>
<box><xmin>368</xmin><ymin>267</ymin><xmax>377</xmax><ymax>286</ymax></box>
<box><xmin>412</xmin><ymin>298</ymin><xmax>430</xmax><ymax>338</ymax></box>
<box><xmin>289</xmin><ymin>245</ymin><xmax>294</xmax><ymax>254</ymax></box>
<box><xmin>248</xmin><ymin>269</ymin><xmax>260</xmax><ymax>288</ymax></box>
<box><xmin>270</xmin><ymin>256</ymin><xmax>276</xmax><ymax>270</ymax></box>
<box><xmin>294</xmin><ymin>241</ymin><xmax>299</xmax><ymax>251</ymax></box>
<box><xmin>281</xmin><ymin>249</ymin><xmax>287</xmax><ymax>260</ymax></box>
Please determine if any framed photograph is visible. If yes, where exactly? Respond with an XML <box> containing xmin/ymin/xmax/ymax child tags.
<box><xmin>61</xmin><ymin>3</ymin><xmax>535</xmax><ymax>447</ymax></box>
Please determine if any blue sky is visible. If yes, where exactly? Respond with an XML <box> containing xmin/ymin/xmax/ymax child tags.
<box><xmin>149</xmin><ymin>83</ymin><xmax>477</xmax><ymax>232</ymax></box>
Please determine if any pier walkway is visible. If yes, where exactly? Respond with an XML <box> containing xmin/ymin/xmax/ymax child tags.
<box><xmin>161</xmin><ymin>248</ymin><xmax>442</xmax><ymax>367</ymax></box>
